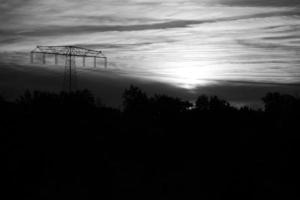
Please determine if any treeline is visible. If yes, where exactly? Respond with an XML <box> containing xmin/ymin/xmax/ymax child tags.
<box><xmin>1</xmin><ymin>86</ymin><xmax>300</xmax><ymax>200</ymax></box>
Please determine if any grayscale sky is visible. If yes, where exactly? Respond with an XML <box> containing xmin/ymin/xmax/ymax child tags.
<box><xmin>0</xmin><ymin>0</ymin><xmax>300</xmax><ymax>106</ymax></box>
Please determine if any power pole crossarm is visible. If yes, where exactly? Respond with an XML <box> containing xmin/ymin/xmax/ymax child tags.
<box><xmin>30</xmin><ymin>45</ymin><xmax>108</xmax><ymax>92</ymax></box>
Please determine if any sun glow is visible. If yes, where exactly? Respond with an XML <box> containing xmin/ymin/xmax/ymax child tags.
<box><xmin>153</xmin><ymin>60</ymin><xmax>219</xmax><ymax>90</ymax></box>
<box><xmin>1</xmin><ymin>0</ymin><xmax>299</xmax><ymax>91</ymax></box>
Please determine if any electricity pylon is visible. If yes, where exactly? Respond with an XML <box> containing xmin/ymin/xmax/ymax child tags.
<box><xmin>30</xmin><ymin>46</ymin><xmax>108</xmax><ymax>92</ymax></box>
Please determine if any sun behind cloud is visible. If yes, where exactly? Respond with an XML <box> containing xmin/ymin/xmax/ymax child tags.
<box><xmin>0</xmin><ymin>0</ymin><xmax>299</xmax><ymax>89</ymax></box>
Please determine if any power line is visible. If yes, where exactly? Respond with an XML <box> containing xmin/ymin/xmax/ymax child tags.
<box><xmin>30</xmin><ymin>46</ymin><xmax>108</xmax><ymax>92</ymax></box>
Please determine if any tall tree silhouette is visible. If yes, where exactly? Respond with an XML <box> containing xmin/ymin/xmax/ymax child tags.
<box><xmin>122</xmin><ymin>85</ymin><xmax>149</xmax><ymax>113</ymax></box>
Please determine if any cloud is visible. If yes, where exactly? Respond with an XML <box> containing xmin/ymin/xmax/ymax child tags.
<box><xmin>219</xmin><ymin>0</ymin><xmax>300</xmax><ymax>7</ymax></box>
<box><xmin>2</xmin><ymin>9</ymin><xmax>298</xmax><ymax>40</ymax></box>
<box><xmin>0</xmin><ymin>0</ymin><xmax>33</xmax><ymax>11</ymax></box>
<box><xmin>0</xmin><ymin>0</ymin><xmax>300</xmax><ymax>96</ymax></box>
<box><xmin>236</xmin><ymin>38</ymin><xmax>300</xmax><ymax>51</ymax></box>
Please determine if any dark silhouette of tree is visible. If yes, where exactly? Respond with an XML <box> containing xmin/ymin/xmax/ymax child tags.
<box><xmin>262</xmin><ymin>92</ymin><xmax>300</xmax><ymax>114</ymax></box>
<box><xmin>17</xmin><ymin>90</ymin><xmax>95</xmax><ymax>107</ymax></box>
<box><xmin>209</xmin><ymin>96</ymin><xmax>231</xmax><ymax>111</ymax></box>
<box><xmin>195</xmin><ymin>95</ymin><xmax>233</xmax><ymax>112</ymax></box>
<box><xmin>195</xmin><ymin>95</ymin><xmax>210</xmax><ymax>111</ymax></box>
<box><xmin>122</xmin><ymin>85</ymin><xmax>149</xmax><ymax>113</ymax></box>
<box><xmin>1</xmin><ymin>85</ymin><xmax>300</xmax><ymax>200</ymax></box>
<box><xmin>151</xmin><ymin>94</ymin><xmax>192</xmax><ymax>115</ymax></box>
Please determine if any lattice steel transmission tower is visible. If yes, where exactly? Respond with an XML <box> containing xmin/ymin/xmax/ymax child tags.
<box><xmin>30</xmin><ymin>46</ymin><xmax>108</xmax><ymax>92</ymax></box>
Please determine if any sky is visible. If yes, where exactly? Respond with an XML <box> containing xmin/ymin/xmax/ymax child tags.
<box><xmin>0</xmin><ymin>0</ymin><xmax>300</xmax><ymax>106</ymax></box>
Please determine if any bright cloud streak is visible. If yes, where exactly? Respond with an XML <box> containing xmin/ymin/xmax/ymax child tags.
<box><xmin>0</xmin><ymin>0</ymin><xmax>300</xmax><ymax>90</ymax></box>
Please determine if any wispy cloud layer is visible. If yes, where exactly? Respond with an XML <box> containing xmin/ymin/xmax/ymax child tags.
<box><xmin>0</xmin><ymin>0</ymin><xmax>300</xmax><ymax>90</ymax></box>
<box><xmin>218</xmin><ymin>0</ymin><xmax>300</xmax><ymax>7</ymax></box>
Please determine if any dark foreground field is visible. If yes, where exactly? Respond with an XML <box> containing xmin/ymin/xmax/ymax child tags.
<box><xmin>1</xmin><ymin>86</ymin><xmax>300</xmax><ymax>200</ymax></box>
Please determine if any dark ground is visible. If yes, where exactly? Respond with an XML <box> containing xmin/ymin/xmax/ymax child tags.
<box><xmin>1</xmin><ymin>86</ymin><xmax>300</xmax><ymax>200</ymax></box>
